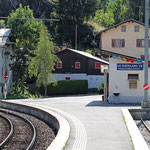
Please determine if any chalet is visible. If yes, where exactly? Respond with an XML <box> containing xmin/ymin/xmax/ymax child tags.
<box><xmin>52</xmin><ymin>48</ymin><xmax>109</xmax><ymax>89</ymax></box>
<box><xmin>0</xmin><ymin>29</ymin><xmax>12</xmax><ymax>99</ymax></box>
<box><xmin>95</xmin><ymin>18</ymin><xmax>150</xmax><ymax>103</ymax></box>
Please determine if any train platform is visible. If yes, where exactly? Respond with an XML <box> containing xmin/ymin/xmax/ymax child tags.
<box><xmin>6</xmin><ymin>95</ymin><xmax>140</xmax><ymax>150</ymax></box>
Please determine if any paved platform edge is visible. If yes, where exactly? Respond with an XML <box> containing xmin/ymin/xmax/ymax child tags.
<box><xmin>122</xmin><ymin>108</ymin><xmax>149</xmax><ymax>150</ymax></box>
<box><xmin>0</xmin><ymin>101</ymin><xmax>71</xmax><ymax>150</ymax></box>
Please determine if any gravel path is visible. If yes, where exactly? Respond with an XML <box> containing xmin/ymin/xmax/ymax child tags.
<box><xmin>135</xmin><ymin>120</ymin><xmax>150</xmax><ymax>149</ymax></box>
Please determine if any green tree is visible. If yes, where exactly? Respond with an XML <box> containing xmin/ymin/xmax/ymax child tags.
<box><xmin>128</xmin><ymin>0</ymin><xmax>145</xmax><ymax>22</ymax></box>
<box><xmin>7</xmin><ymin>4</ymin><xmax>42</xmax><ymax>92</ymax></box>
<box><xmin>0</xmin><ymin>20</ymin><xmax>6</xmax><ymax>28</ymax></box>
<box><xmin>96</xmin><ymin>0</ymin><xmax>110</xmax><ymax>11</ymax></box>
<box><xmin>28</xmin><ymin>25</ymin><xmax>58</xmax><ymax>96</ymax></box>
<box><xmin>51</xmin><ymin>0</ymin><xmax>96</xmax><ymax>49</ymax></box>
<box><xmin>94</xmin><ymin>9</ymin><xmax>115</xmax><ymax>28</ymax></box>
<box><xmin>94</xmin><ymin>0</ymin><xmax>131</xmax><ymax>28</ymax></box>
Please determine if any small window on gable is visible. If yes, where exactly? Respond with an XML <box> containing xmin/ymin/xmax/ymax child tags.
<box><xmin>75</xmin><ymin>62</ymin><xmax>80</xmax><ymax>69</ymax></box>
<box><xmin>56</xmin><ymin>62</ymin><xmax>62</xmax><ymax>69</ymax></box>
<box><xmin>135</xmin><ymin>26</ymin><xmax>139</xmax><ymax>32</ymax></box>
<box><xmin>121</xmin><ymin>26</ymin><xmax>126</xmax><ymax>32</ymax></box>
<box><xmin>95</xmin><ymin>62</ymin><xmax>101</xmax><ymax>69</ymax></box>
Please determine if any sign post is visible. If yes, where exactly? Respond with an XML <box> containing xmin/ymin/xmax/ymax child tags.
<box><xmin>143</xmin><ymin>84</ymin><xmax>150</xmax><ymax>91</ymax></box>
<box><xmin>4</xmin><ymin>66</ymin><xmax>8</xmax><ymax>100</ymax></box>
<box><xmin>141</xmin><ymin>0</ymin><xmax>150</xmax><ymax>108</ymax></box>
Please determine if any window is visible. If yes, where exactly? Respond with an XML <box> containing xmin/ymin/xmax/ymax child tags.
<box><xmin>2</xmin><ymin>50</ymin><xmax>3</xmax><ymax>58</ymax></box>
<box><xmin>112</xmin><ymin>39</ymin><xmax>125</xmax><ymax>48</ymax></box>
<box><xmin>75</xmin><ymin>62</ymin><xmax>80</xmax><ymax>69</ymax></box>
<box><xmin>56</xmin><ymin>62</ymin><xmax>62</xmax><ymax>69</ymax></box>
<box><xmin>135</xmin><ymin>26</ymin><xmax>139</xmax><ymax>32</ymax></box>
<box><xmin>128</xmin><ymin>74</ymin><xmax>139</xmax><ymax>80</ymax></box>
<box><xmin>129</xmin><ymin>80</ymin><xmax>137</xmax><ymax>89</ymax></box>
<box><xmin>136</xmin><ymin>39</ymin><xmax>144</xmax><ymax>47</ymax></box>
<box><xmin>1</xmin><ymin>67</ymin><xmax>3</xmax><ymax>76</ymax></box>
<box><xmin>1</xmin><ymin>86</ymin><xmax>3</xmax><ymax>93</ymax></box>
<box><xmin>95</xmin><ymin>62</ymin><xmax>101</xmax><ymax>69</ymax></box>
<box><xmin>121</xmin><ymin>26</ymin><xmax>126</xmax><ymax>32</ymax></box>
<box><xmin>128</xmin><ymin>74</ymin><xmax>138</xmax><ymax>89</ymax></box>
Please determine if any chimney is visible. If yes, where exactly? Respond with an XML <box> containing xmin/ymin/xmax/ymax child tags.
<box><xmin>61</xmin><ymin>43</ymin><xmax>67</xmax><ymax>50</ymax></box>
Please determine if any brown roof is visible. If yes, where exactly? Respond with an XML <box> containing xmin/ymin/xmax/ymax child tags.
<box><xmin>95</xmin><ymin>18</ymin><xmax>145</xmax><ymax>38</ymax></box>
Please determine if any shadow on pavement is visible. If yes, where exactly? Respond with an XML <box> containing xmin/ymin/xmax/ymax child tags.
<box><xmin>86</xmin><ymin>101</ymin><xmax>141</xmax><ymax>107</ymax></box>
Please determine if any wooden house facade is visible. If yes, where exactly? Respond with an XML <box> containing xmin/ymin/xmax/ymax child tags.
<box><xmin>52</xmin><ymin>48</ymin><xmax>109</xmax><ymax>89</ymax></box>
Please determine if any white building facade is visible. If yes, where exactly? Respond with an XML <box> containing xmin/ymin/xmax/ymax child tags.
<box><xmin>0</xmin><ymin>29</ymin><xmax>12</xmax><ymax>99</ymax></box>
<box><xmin>96</xmin><ymin>19</ymin><xmax>150</xmax><ymax>103</ymax></box>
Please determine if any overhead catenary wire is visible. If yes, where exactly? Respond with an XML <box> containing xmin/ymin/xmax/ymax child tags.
<box><xmin>0</xmin><ymin>16</ymin><xmax>59</xmax><ymax>22</ymax></box>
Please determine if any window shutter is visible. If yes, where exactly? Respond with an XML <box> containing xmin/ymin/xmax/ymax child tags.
<box><xmin>100</xmin><ymin>40</ymin><xmax>102</xmax><ymax>49</ymax></box>
<box><xmin>136</xmin><ymin>39</ymin><xmax>140</xmax><ymax>47</ymax></box>
<box><xmin>112</xmin><ymin>39</ymin><xmax>115</xmax><ymax>47</ymax></box>
<box><xmin>122</xmin><ymin>39</ymin><xmax>125</xmax><ymax>47</ymax></box>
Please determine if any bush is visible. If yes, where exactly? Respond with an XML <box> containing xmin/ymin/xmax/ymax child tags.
<box><xmin>98</xmin><ymin>81</ymin><xmax>104</xmax><ymax>93</ymax></box>
<box><xmin>47</xmin><ymin>80</ymin><xmax>88</xmax><ymax>95</ymax></box>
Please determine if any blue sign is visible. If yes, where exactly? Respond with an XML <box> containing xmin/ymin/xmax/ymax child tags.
<box><xmin>117</xmin><ymin>63</ymin><xmax>143</xmax><ymax>71</ymax></box>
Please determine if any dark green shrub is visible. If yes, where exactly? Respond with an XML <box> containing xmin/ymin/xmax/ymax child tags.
<box><xmin>47</xmin><ymin>80</ymin><xmax>88</xmax><ymax>95</ymax></box>
<box><xmin>98</xmin><ymin>81</ymin><xmax>104</xmax><ymax>93</ymax></box>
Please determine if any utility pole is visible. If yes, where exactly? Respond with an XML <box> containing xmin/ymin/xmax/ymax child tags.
<box><xmin>137</xmin><ymin>6</ymin><xmax>143</xmax><ymax>22</ymax></box>
<box><xmin>142</xmin><ymin>0</ymin><xmax>150</xmax><ymax>108</ymax></box>
<box><xmin>75</xmin><ymin>24</ymin><xmax>77</xmax><ymax>49</ymax></box>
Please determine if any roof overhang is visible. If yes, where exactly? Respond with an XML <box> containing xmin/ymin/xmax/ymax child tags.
<box><xmin>95</xmin><ymin>48</ymin><xmax>141</xmax><ymax>60</ymax></box>
<box><xmin>95</xmin><ymin>18</ymin><xmax>145</xmax><ymax>39</ymax></box>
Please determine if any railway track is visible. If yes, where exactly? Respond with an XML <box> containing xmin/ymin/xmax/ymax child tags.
<box><xmin>0</xmin><ymin>109</ymin><xmax>36</xmax><ymax>150</ymax></box>
<box><xmin>135</xmin><ymin>118</ymin><xmax>150</xmax><ymax>149</ymax></box>
<box><xmin>0</xmin><ymin>114</ymin><xmax>14</xmax><ymax>149</ymax></box>
<box><xmin>140</xmin><ymin>118</ymin><xmax>150</xmax><ymax>133</ymax></box>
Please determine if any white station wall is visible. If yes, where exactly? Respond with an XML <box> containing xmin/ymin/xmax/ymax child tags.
<box><xmin>52</xmin><ymin>73</ymin><xmax>104</xmax><ymax>89</ymax></box>
<box><xmin>109</xmin><ymin>58</ymin><xmax>147</xmax><ymax>103</ymax></box>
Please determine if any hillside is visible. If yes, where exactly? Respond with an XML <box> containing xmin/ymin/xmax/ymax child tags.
<box><xmin>0</xmin><ymin>0</ymin><xmax>53</xmax><ymax>19</ymax></box>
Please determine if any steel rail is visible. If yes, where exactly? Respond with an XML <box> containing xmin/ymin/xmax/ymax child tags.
<box><xmin>0</xmin><ymin>110</ymin><xmax>37</xmax><ymax>150</ymax></box>
<box><xmin>0</xmin><ymin>114</ymin><xmax>14</xmax><ymax>149</ymax></box>
<box><xmin>141</xmin><ymin>118</ymin><xmax>150</xmax><ymax>133</ymax></box>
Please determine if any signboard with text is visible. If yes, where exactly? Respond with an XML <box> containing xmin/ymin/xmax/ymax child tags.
<box><xmin>117</xmin><ymin>63</ymin><xmax>143</xmax><ymax>71</ymax></box>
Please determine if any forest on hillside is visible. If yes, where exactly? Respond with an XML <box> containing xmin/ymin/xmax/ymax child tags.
<box><xmin>0</xmin><ymin>0</ymin><xmax>147</xmax><ymax>50</ymax></box>
<box><xmin>0</xmin><ymin>0</ymin><xmax>148</xmax><ymax>97</ymax></box>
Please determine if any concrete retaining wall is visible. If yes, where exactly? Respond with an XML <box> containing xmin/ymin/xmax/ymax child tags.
<box><xmin>0</xmin><ymin>101</ymin><xmax>70</xmax><ymax>150</ymax></box>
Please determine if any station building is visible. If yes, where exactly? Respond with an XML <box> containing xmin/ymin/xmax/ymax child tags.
<box><xmin>0</xmin><ymin>29</ymin><xmax>12</xmax><ymax>99</ymax></box>
<box><xmin>96</xmin><ymin>19</ymin><xmax>150</xmax><ymax>103</ymax></box>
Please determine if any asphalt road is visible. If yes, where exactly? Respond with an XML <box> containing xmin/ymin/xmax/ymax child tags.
<box><xmin>9</xmin><ymin>95</ymin><xmax>138</xmax><ymax>150</ymax></box>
